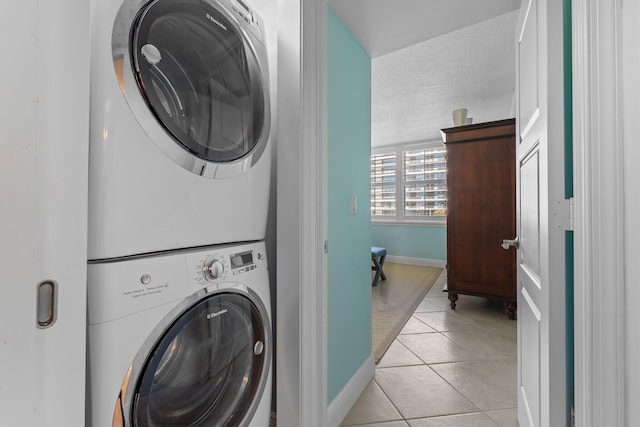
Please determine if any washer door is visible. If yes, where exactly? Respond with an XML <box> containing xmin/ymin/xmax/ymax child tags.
<box><xmin>113</xmin><ymin>0</ymin><xmax>270</xmax><ymax>178</ymax></box>
<box><xmin>115</xmin><ymin>289</ymin><xmax>271</xmax><ymax>426</ymax></box>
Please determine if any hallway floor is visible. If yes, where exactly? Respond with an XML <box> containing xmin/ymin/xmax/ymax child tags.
<box><xmin>341</xmin><ymin>270</ymin><xmax>518</xmax><ymax>427</ymax></box>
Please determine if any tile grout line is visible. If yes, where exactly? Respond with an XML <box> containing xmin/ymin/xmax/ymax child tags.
<box><xmin>371</xmin><ymin>376</ymin><xmax>410</xmax><ymax>425</ymax></box>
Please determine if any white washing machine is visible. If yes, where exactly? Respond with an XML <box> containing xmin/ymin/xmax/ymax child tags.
<box><xmin>88</xmin><ymin>0</ymin><xmax>272</xmax><ymax>261</ymax></box>
<box><xmin>86</xmin><ymin>241</ymin><xmax>272</xmax><ymax>426</ymax></box>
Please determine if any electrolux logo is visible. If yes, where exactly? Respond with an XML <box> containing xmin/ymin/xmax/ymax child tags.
<box><xmin>206</xmin><ymin>308</ymin><xmax>228</xmax><ymax>320</ymax></box>
<box><xmin>205</xmin><ymin>13</ymin><xmax>227</xmax><ymax>31</ymax></box>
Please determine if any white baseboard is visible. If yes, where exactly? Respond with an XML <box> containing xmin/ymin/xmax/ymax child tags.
<box><xmin>385</xmin><ymin>255</ymin><xmax>446</xmax><ymax>269</ymax></box>
<box><xmin>327</xmin><ymin>353</ymin><xmax>375</xmax><ymax>427</ymax></box>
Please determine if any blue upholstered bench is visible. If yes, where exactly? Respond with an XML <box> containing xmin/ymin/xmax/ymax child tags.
<box><xmin>371</xmin><ymin>246</ymin><xmax>387</xmax><ymax>286</ymax></box>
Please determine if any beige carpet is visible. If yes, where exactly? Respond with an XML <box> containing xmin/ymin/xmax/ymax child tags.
<box><xmin>371</xmin><ymin>262</ymin><xmax>443</xmax><ymax>363</ymax></box>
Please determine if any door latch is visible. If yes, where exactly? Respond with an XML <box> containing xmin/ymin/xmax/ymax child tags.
<box><xmin>501</xmin><ymin>236</ymin><xmax>520</xmax><ymax>250</ymax></box>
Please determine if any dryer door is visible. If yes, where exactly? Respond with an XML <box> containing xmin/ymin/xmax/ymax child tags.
<box><xmin>117</xmin><ymin>290</ymin><xmax>270</xmax><ymax>426</ymax></box>
<box><xmin>113</xmin><ymin>0</ymin><xmax>270</xmax><ymax>178</ymax></box>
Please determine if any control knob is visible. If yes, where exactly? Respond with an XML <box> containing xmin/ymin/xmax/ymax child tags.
<box><xmin>203</xmin><ymin>258</ymin><xmax>225</xmax><ymax>281</ymax></box>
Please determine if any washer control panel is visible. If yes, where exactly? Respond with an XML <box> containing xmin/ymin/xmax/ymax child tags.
<box><xmin>190</xmin><ymin>242</ymin><xmax>266</xmax><ymax>287</ymax></box>
<box><xmin>88</xmin><ymin>241</ymin><xmax>268</xmax><ymax>324</ymax></box>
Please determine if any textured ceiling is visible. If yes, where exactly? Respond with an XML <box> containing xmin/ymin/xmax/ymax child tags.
<box><xmin>328</xmin><ymin>1</ymin><xmax>520</xmax><ymax>147</ymax></box>
<box><xmin>372</xmin><ymin>11</ymin><xmax>519</xmax><ymax>146</ymax></box>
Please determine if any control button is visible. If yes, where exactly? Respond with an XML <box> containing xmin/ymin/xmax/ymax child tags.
<box><xmin>202</xmin><ymin>258</ymin><xmax>225</xmax><ymax>281</ymax></box>
<box><xmin>140</xmin><ymin>274</ymin><xmax>152</xmax><ymax>285</ymax></box>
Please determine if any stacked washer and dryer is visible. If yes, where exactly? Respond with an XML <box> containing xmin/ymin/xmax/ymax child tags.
<box><xmin>86</xmin><ymin>0</ymin><xmax>273</xmax><ymax>425</ymax></box>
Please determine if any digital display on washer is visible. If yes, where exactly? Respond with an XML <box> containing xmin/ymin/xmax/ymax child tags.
<box><xmin>230</xmin><ymin>250</ymin><xmax>253</xmax><ymax>269</ymax></box>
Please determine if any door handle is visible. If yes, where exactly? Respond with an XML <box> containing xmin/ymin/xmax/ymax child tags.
<box><xmin>36</xmin><ymin>280</ymin><xmax>57</xmax><ymax>328</ymax></box>
<box><xmin>501</xmin><ymin>237</ymin><xmax>520</xmax><ymax>250</ymax></box>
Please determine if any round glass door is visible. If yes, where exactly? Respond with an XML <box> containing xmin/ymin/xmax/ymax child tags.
<box><xmin>131</xmin><ymin>292</ymin><xmax>268</xmax><ymax>426</ymax></box>
<box><xmin>131</xmin><ymin>0</ymin><xmax>266</xmax><ymax>163</ymax></box>
<box><xmin>112</xmin><ymin>0</ymin><xmax>271</xmax><ymax>177</ymax></box>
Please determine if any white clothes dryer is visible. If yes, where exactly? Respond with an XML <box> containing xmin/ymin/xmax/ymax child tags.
<box><xmin>86</xmin><ymin>241</ymin><xmax>272</xmax><ymax>427</ymax></box>
<box><xmin>88</xmin><ymin>0</ymin><xmax>272</xmax><ymax>261</ymax></box>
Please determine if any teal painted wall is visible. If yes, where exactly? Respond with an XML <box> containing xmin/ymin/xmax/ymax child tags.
<box><xmin>327</xmin><ymin>7</ymin><xmax>372</xmax><ymax>403</ymax></box>
<box><xmin>371</xmin><ymin>224</ymin><xmax>446</xmax><ymax>261</ymax></box>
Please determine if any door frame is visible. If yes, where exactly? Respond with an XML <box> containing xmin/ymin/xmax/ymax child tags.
<box><xmin>572</xmin><ymin>0</ymin><xmax>626</xmax><ymax>425</ymax></box>
<box><xmin>278</xmin><ymin>0</ymin><xmax>627</xmax><ymax>425</ymax></box>
<box><xmin>276</xmin><ymin>0</ymin><xmax>328</xmax><ymax>425</ymax></box>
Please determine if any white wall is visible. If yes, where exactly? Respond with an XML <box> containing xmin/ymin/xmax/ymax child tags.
<box><xmin>622</xmin><ymin>1</ymin><xmax>640</xmax><ymax>423</ymax></box>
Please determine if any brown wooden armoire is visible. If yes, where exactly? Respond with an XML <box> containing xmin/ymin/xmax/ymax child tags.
<box><xmin>441</xmin><ymin>118</ymin><xmax>517</xmax><ymax>320</ymax></box>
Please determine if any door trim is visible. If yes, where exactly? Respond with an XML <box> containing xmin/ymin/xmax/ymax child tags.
<box><xmin>572</xmin><ymin>0</ymin><xmax>626</xmax><ymax>425</ymax></box>
<box><xmin>276</xmin><ymin>0</ymin><xmax>328</xmax><ymax>425</ymax></box>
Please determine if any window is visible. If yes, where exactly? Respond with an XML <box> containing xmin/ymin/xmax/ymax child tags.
<box><xmin>370</xmin><ymin>152</ymin><xmax>397</xmax><ymax>216</ymax></box>
<box><xmin>371</xmin><ymin>142</ymin><xmax>447</xmax><ymax>222</ymax></box>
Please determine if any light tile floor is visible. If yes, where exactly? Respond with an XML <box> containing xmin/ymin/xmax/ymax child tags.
<box><xmin>341</xmin><ymin>271</ymin><xmax>519</xmax><ymax>427</ymax></box>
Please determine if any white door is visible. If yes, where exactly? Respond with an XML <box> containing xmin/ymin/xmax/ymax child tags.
<box><xmin>514</xmin><ymin>0</ymin><xmax>566</xmax><ymax>426</ymax></box>
<box><xmin>0</xmin><ymin>0</ymin><xmax>90</xmax><ymax>424</ymax></box>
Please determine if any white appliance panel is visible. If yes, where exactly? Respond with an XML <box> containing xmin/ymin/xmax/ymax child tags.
<box><xmin>87</xmin><ymin>241</ymin><xmax>272</xmax><ymax>427</ymax></box>
<box><xmin>88</xmin><ymin>0</ymin><xmax>272</xmax><ymax>260</ymax></box>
